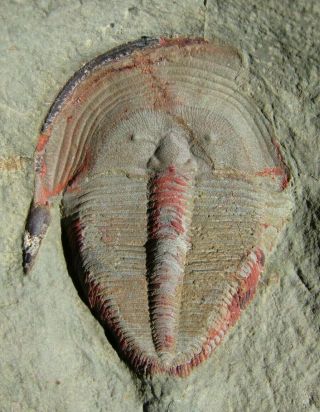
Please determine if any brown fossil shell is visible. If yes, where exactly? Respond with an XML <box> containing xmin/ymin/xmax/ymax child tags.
<box><xmin>23</xmin><ymin>37</ymin><xmax>291</xmax><ymax>377</ymax></box>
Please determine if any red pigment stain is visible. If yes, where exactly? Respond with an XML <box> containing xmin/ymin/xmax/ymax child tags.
<box><xmin>85</xmin><ymin>276</ymin><xmax>129</xmax><ymax>358</ymax></box>
<box><xmin>38</xmin><ymin>158</ymin><xmax>47</xmax><ymax>177</ymax></box>
<box><xmin>88</xmin><ymin>281</ymin><xmax>100</xmax><ymax>308</ymax></box>
<box><xmin>159</xmin><ymin>37</ymin><xmax>207</xmax><ymax>48</ymax></box>
<box><xmin>256</xmin><ymin>166</ymin><xmax>289</xmax><ymax>191</ymax></box>
<box><xmin>36</xmin><ymin>131</ymin><xmax>50</xmax><ymax>152</ymax></box>
<box><xmin>36</xmin><ymin>149</ymin><xmax>92</xmax><ymax>204</ymax></box>
<box><xmin>221</xmin><ymin>248</ymin><xmax>264</xmax><ymax>326</ymax></box>
<box><xmin>170</xmin><ymin>219</ymin><xmax>184</xmax><ymax>234</ymax></box>
<box><xmin>148</xmin><ymin>164</ymin><xmax>192</xmax><ymax>354</ymax></box>
<box><xmin>72</xmin><ymin>218</ymin><xmax>84</xmax><ymax>243</ymax></box>
<box><xmin>271</xmin><ymin>137</ymin><xmax>290</xmax><ymax>190</ymax></box>
<box><xmin>255</xmin><ymin>167</ymin><xmax>284</xmax><ymax>177</ymax></box>
<box><xmin>150</xmin><ymin>166</ymin><xmax>188</xmax><ymax>239</ymax></box>
<box><xmin>280</xmin><ymin>174</ymin><xmax>289</xmax><ymax>190</ymax></box>
<box><xmin>165</xmin><ymin>335</ymin><xmax>175</xmax><ymax>347</ymax></box>
<box><xmin>35</xmin><ymin>179</ymin><xmax>69</xmax><ymax>205</ymax></box>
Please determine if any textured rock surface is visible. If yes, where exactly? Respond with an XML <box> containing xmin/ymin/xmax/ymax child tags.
<box><xmin>0</xmin><ymin>0</ymin><xmax>319</xmax><ymax>411</ymax></box>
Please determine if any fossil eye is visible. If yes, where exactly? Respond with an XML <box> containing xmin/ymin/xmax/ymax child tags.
<box><xmin>24</xmin><ymin>37</ymin><xmax>292</xmax><ymax>377</ymax></box>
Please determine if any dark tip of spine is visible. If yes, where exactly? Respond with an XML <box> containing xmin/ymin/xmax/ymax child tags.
<box><xmin>22</xmin><ymin>202</ymin><xmax>51</xmax><ymax>274</ymax></box>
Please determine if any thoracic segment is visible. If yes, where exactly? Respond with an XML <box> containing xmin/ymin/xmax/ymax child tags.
<box><xmin>147</xmin><ymin>165</ymin><xmax>194</xmax><ymax>363</ymax></box>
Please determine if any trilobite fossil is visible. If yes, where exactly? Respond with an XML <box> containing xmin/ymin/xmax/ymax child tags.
<box><xmin>24</xmin><ymin>37</ymin><xmax>291</xmax><ymax>376</ymax></box>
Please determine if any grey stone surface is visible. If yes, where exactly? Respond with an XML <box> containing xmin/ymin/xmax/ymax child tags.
<box><xmin>0</xmin><ymin>0</ymin><xmax>319</xmax><ymax>411</ymax></box>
